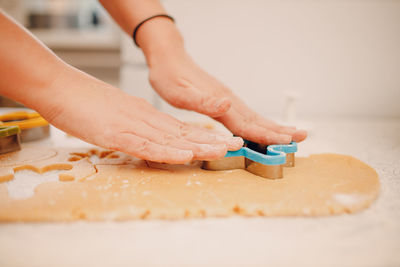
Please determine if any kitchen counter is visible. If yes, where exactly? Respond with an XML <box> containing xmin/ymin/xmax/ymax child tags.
<box><xmin>0</xmin><ymin>117</ymin><xmax>399</xmax><ymax>266</ymax></box>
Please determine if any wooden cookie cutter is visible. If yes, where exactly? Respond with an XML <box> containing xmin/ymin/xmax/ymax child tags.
<box><xmin>203</xmin><ymin>141</ymin><xmax>297</xmax><ymax>179</ymax></box>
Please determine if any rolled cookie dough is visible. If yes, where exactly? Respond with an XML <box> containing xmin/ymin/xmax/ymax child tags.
<box><xmin>0</xmin><ymin>149</ymin><xmax>379</xmax><ymax>221</ymax></box>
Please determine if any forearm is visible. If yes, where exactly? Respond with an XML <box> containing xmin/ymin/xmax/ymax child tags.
<box><xmin>0</xmin><ymin>11</ymin><xmax>115</xmax><ymax>118</ymax></box>
<box><xmin>99</xmin><ymin>0</ymin><xmax>184</xmax><ymax>65</ymax></box>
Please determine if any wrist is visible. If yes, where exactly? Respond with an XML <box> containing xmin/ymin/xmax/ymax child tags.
<box><xmin>10</xmin><ymin>59</ymin><xmax>65</xmax><ymax>112</ymax></box>
<box><xmin>135</xmin><ymin>18</ymin><xmax>186</xmax><ymax>67</ymax></box>
<box><xmin>27</xmin><ymin>63</ymin><xmax>75</xmax><ymax>119</ymax></box>
<box><xmin>32</xmin><ymin>64</ymin><xmax>113</xmax><ymax>122</ymax></box>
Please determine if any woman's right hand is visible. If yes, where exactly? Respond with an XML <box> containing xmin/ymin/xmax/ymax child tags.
<box><xmin>0</xmin><ymin>10</ymin><xmax>243</xmax><ymax>163</ymax></box>
<box><xmin>37</xmin><ymin>67</ymin><xmax>243</xmax><ymax>164</ymax></box>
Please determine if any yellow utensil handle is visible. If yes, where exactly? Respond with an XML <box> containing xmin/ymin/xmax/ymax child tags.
<box><xmin>0</xmin><ymin>111</ymin><xmax>41</xmax><ymax>121</ymax></box>
<box><xmin>1</xmin><ymin>117</ymin><xmax>48</xmax><ymax>130</ymax></box>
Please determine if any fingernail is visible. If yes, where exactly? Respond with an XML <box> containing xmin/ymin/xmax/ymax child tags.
<box><xmin>179</xmin><ymin>150</ymin><xmax>194</xmax><ymax>158</ymax></box>
<box><xmin>282</xmin><ymin>134</ymin><xmax>292</xmax><ymax>143</ymax></box>
<box><xmin>213</xmin><ymin>98</ymin><xmax>229</xmax><ymax>110</ymax></box>
<box><xmin>199</xmin><ymin>143</ymin><xmax>225</xmax><ymax>152</ymax></box>
<box><xmin>296</xmin><ymin>129</ymin><xmax>307</xmax><ymax>136</ymax></box>
<box><xmin>227</xmin><ymin>137</ymin><xmax>244</xmax><ymax>150</ymax></box>
<box><xmin>293</xmin><ymin>129</ymin><xmax>308</xmax><ymax>142</ymax></box>
<box><xmin>283</xmin><ymin>127</ymin><xmax>296</xmax><ymax>135</ymax></box>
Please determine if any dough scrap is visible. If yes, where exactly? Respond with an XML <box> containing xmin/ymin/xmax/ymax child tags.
<box><xmin>0</xmin><ymin>148</ymin><xmax>380</xmax><ymax>222</ymax></box>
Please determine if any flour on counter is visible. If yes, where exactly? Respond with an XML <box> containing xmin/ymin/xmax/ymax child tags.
<box><xmin>6</xmin><ymin>170</ymin><xmax>62</xmax><ymax>199</ymax></box>
<box><xmin>333</xmin><ymin>193</ymin><xmax>368</xmax><ymax>206</ymax></box>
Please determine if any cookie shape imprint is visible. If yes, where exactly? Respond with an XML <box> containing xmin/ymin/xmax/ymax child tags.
<box><xmin>0</xmin><ymin>146</ymin><xmax>96</xmax><ymax>183</ymax></box>
<box><xmin>68</xmin><ymin>148</ymin><xmax>142</xmax><ymax>166</ymax></box>
<box><xmin>203</xmin><ymin>142</ymin><xmax>298</xmax><ymax>179</ymax></box>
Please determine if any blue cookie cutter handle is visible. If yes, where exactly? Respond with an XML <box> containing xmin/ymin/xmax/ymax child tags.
<box><xmin>225</xmin><ymin>142</ymin><xmax>297</xmax><ymax>166</ymax></box>
<box><xmin>268</xmin><ymin>142</ymin><xmax>297</xmax><ymax>154</ymax></box>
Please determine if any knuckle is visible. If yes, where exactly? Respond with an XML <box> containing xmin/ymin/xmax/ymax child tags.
<box><xmin>108</xmin><ymin>131</ymin><xmax>129</xmax><ymax>151</ymax></box>
<box><xmin>243</xmin><ymin>114</ymin><xmax>258</xmax><ymax>124</ymax></box>
<box><xmin>172</xmin><ymin>98</ymin><xmax>187</xmax><ymax>109</ymax></box>
<box><xmin>134</xmin><ymin>96</ymin><xmax>152</xmax><ymax>108</ymax></box>
<box><xmin>160</xmin><ymin>134</ymin><xmax>175</xmax><ymax>145</ymax></box>
<box><xmin>136</xmin><ymin>139</ymin><xmax>150</xmax><ymax>152</ymax></box>
<box><xmin>178</xmin><ymin>124</ymin><xmax>191</xmax><ymax>137</ymax></box>
<box><xmin>199</xmin><ymin>95</ymin><xmax>208</xmax><ymax>108</ymax></box>
<box><xmin>176</xmin><ymin>77</ymin><xmax>192</xmax><ymax>88</ymax></box>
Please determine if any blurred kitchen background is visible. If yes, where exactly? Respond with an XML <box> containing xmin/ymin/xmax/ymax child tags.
<box><xmin>1</xmin><ymin>0</ymin><xmax>399</xmax><ymax>123</ymax></box>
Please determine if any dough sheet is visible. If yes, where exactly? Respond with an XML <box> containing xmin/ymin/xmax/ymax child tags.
<box><xmin>0</xmin><ymin>146</ymin><xmax>380</xmax><ymax>221</ymax></box>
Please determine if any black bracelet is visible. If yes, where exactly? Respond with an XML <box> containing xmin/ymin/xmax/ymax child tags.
<box><xmin>132</xmin><ymin>14</ymin><xmax>175</xmax><ymax>47</ymax></box>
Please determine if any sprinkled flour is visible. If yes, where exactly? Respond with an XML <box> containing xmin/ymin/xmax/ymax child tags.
<box><xmin>6</xmin><ymin>170</ymin><xmax>62</xmax><ymax>200</ymax></box>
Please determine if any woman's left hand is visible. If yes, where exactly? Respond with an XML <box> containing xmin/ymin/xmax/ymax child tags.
<box><xmin>148</xmin><ymin>50</ymin><xmax>307</xmax><ymax>145</ymax></box>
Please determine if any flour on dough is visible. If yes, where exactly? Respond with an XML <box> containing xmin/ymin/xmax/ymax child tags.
<box><xmin>0</xmin><ymin>148</ymin><xmax>380</xmax><ymax>222</ymax></box>
<box><xmin>6</xmin><ymin>170</ymin><xmax>62</xmax><ymax>200</ymax></box>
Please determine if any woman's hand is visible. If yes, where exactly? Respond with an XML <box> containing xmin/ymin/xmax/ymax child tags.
<box><xmin>148</xmin><ymin>51</ymin><xmax>307</xmax><ymax>145</ymax></box>
<box><xmin>1</xmin><ymin>10</ymin><xmax>242</xmax><ymax>164</ymax></box>
<box><xmin>37</xmin><ymin>66</ymin><xmax>243</xmax><ymax>164</ymax></box>
<box><xmin>97</xmin><ymin>5</ymin><xmax>307</xmax><ymax>146</ymax></box>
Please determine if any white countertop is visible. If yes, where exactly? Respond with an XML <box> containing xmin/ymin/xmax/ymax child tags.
<box><xmin>0</xmin><ymin>117</ymin><xmax>399</xmax><ymax>266</ymax></box>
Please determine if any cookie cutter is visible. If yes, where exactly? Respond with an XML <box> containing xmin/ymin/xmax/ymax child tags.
<box><xmin>203</xmin><ymin>141</ymin><xmax>297</xmax><ymax>179</ymax></box>
<box><xmin>0</xmin><ymin>126</ymin><xmax>21</xmax><ymax>154</ymax></box>
<box><xmin>0</xmin><ymin>111</ymin><xmax>50</xmax><ymax>142</ymax></box>
<box><xmin>244</xmin><ymin>141</ymin><xmax>297</xmax><ymax>167</ymax></box>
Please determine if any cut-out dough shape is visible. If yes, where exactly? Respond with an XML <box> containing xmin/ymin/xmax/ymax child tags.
<box><xmin>67</xmin><ymin>148</ymin><xmax>137</xmax><ymax>166</ymax></box>
<box><xmin>0</xmin><ymin>147</ymin><xmax>96</xmax><ymax>183</ymax></box>
<box><xmin>0</xmin><ymin>151</ymin><xmax>380</xmax><ymax>222</ymax></box>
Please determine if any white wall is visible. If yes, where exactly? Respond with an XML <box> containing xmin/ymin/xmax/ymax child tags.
<box><xmin>121</xmin><ymin>0</ymin><xmax>400</xmax><ymax>119</ymax></box>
